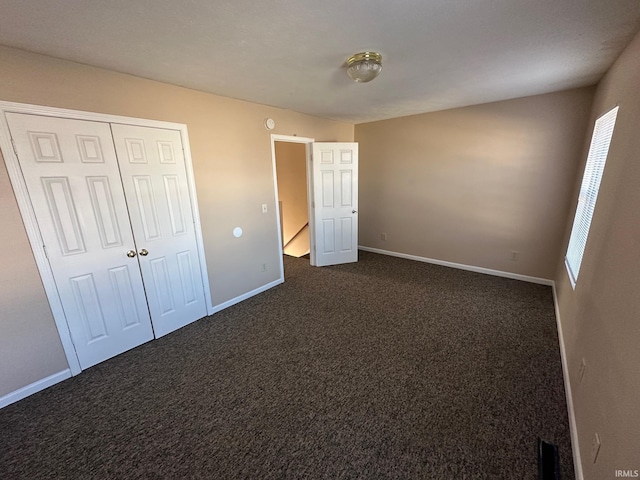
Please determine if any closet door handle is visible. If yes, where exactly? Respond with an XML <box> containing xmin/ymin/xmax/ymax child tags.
<box><xmin>126</xmin><ymin>250</ymin><xmax>137</xmax><ymax>258</ymax></box>
<box><xmin>139</xmin><ymin>249</ymin><xmax>149</xmax><ymax>256</ymax></box>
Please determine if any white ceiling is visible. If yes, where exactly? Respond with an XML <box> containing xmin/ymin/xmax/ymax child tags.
<box><xmin>1</xmin><ymin>0</ymin><xmax>639</xmax><ymax>123</ymax></box>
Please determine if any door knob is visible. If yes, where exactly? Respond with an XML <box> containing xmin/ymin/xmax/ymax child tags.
<box><xmin>126</xmin><ymin>250</ymin><xmax>137</xmax><ymax>258</ymax></box>
<box><xmin>352</xmin><ymin>210</ymin><xmax>357</xmax><ymax>214</ymax></box>
<box><xmin>139</xmin><ymin>249</ymin><xmax>149</xmax><ymax>256</ymax></box>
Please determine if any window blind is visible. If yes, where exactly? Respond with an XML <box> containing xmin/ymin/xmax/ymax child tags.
<box><xmin>565</xmin><ymin>106</ymin><xmax>619</xmax><ymax>287</ymax></box>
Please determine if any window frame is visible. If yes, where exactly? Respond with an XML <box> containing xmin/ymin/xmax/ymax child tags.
<box><xmin>565</xmin><ymin>106</ymin><xmax>619</xmax><ymax>289</ymax></box>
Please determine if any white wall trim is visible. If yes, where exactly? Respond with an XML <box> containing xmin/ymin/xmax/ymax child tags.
<box><xmin>210</xmin><ymin>278</ymin><xmax>284</xmax><ymax>314</ymax></box>
<box><xmin>0</xmin><ymin>370</ymin><xmax>72</xmax><ymax>409</ymax></box>
<box><xmin>552</xmin><ymin>283</ymin><xmax>584</xmax><ymax>480</ymax></box>
<box><xmin>359</xmin><ymin>246</ymin><xmax>553</xmax><ymax>285</ymax></box>
<box><xmin>0</xmin><ymin>100</ymin><xmax>213</xmax><ymax>375</ymax></box>
<box><xmin>177</xmin><ymin>126</ymin><xmax>214</xmax><ymax>316</ymax></box>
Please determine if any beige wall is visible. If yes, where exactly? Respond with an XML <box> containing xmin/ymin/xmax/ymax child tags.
<box><xmin>355</xmin><ymin>88</ymin><xmax>595</xmax><ymax>279</ymax></box>
<box><xmin>555</xmin><ymin>31</ymin><xmax>640</xmax><ymax>479</ymax></box>
<box><xmin>4</xmin><ymin>39</ymin><xmax>637</xmax><ymax>475</ymax></box>
<box><xmin>0</xmin><ymin>46</ymin><xmax>353</xmax><ymax>397</ymax></box>
<box><xmin>274</xmin><ymin>141</ymin><xmax>309</xmax><ymax>252</ymax></box>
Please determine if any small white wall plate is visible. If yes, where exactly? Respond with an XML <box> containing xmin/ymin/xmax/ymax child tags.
<box><xmin>265</xmin><ymin>118</ymin><xmax>275</xmax><ymax>130</ymax></box>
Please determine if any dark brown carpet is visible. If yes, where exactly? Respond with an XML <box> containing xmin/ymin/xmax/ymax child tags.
<box><xmin>0</xmin><ymin>251</ymin><xmax>574</xmax><ymax>479</ymax></box>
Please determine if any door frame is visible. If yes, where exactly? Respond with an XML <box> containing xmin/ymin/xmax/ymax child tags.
<box><xmin>270</xmin><ymin>134</ymin><xmax>316</xmax><ymax>277</ymax></box>
<box><xmin>0</xmin><ymin>101</ymin><xmax>214</xmax><ymax>375</ymax></box>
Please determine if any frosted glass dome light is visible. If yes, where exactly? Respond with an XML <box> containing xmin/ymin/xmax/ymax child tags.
<box><xmin>346</xmin><ymin>52</ymin><xmax>383</xmax><ymax>83</ymax></box>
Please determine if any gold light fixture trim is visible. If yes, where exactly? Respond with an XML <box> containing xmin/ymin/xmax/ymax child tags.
<box><xmin>347</xmin><ymin>51</ymin><xmax>382</xmax><ymax>65</ymax></box>
<box><xmin>346</xmin><ymin>51</ymin><xmax>383</xmax><ymax>83</ymax></box>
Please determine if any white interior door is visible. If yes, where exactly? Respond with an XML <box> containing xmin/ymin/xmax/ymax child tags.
<box><xmin>111</xmin><ymin>124</ymin><xmax>207</xmax><ymax>337</ymax></box>
<box><xmin>6</xmin><ymin>113</ymin><xmax>154</xmax><ymax>369</ymax></box>
<box><xmin>311</xmin><ymin>142</ymin><xmax>358</xmax><ymax>266</ymax></box>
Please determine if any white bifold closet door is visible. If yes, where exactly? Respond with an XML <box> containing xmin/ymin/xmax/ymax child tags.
<box><xmin>6</xmin><ymin>113</ymin><xmax>207</xmax><ymax>369</ymax></box>
<box><xmin>110</xmin><ymin>124</ymin><xmax>207</xmax><ymax>338</ymax></box>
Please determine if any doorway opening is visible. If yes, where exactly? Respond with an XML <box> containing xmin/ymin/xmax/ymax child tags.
<box><xmin>275</xmin><ymin>141</ymin><xmax>309</xmax><ymax>258</ymax></box>
<box><xmin>271</xmin><ymin>135</ymin><xmax>359</xmax><ymax>278</ymax></box>
<box><xmin>270</xmin><ymin>135</ymin><xmax>315</xmax><ymax>276</ymax></box>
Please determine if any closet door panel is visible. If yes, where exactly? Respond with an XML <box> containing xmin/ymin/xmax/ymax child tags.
<box><xmin>6</xmin><ymin>113</ymin><xmax>154</xmax><ymax>369</ymax></box>
<box><xmin>111</xmin><ymin>124</ymin><xmax>207</xmax><ymax>337</ymax></box>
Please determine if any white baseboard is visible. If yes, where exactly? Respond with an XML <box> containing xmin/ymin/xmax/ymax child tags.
<box><xmin>552</xmin><ymin>284</ymin><xmax>583</xmax><ymax>480</ymax></box>
<box><xmin>210</xmin><ymin>278</ymin><xmax>284</xmax><ymax>314</ymax></box>
<box><xmin>358</xmin><ymin>246</ymin><xmax>553</xmax><ymax>285</ymax></box>
<box><xmin>0</xmin><ymin>369</ymin><xmax>72</xmax><ymax>409</ymax></box>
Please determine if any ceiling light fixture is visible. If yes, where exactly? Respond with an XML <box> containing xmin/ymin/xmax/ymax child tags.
<box><xmin>346</xmin><ymin>51</ymin><xmax>383</xmax><ymax>83</ymax></box>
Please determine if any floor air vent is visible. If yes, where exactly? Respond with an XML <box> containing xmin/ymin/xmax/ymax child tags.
<box><xmin>538</xmin><ymin>438</ymin><xmax>561</xmax><ymax>480</ymax></box>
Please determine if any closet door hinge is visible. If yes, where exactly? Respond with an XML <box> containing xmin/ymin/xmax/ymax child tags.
<box><xmin>11</xmin><ymin>138</ymin><xmax>18</xmax><ymax>157</ymax></box>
